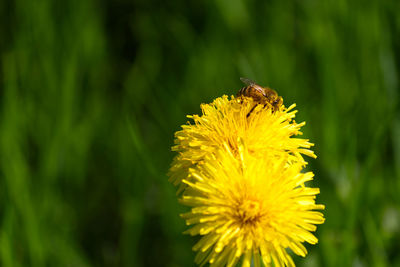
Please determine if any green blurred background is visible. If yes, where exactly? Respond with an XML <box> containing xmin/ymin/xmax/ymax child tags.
<box><xmin>0</xmin><ymin>0</ymin><xmax>399</xmax><ymax>266</ymax></box>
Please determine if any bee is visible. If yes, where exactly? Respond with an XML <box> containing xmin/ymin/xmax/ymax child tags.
<box><xmin>237</xmin><ymin>77</ymin><xmax>283</xmax><ymax>113</ymax></box>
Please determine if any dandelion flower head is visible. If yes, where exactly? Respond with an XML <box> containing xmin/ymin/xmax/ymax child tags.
<box><xmin>169</xmin><ymin>95</ymin><xmax>315</xmax><ymax>193</ymax></box>
<box><xmin>169</xmin><ymin>83</ymin><xmax>325</xmax><ymax>267</ymax></box>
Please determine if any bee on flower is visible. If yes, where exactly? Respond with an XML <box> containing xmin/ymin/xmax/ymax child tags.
<box><xmin>169</xmin><ymin>79</ymin><xmax>325</xmax><ymax>267</ymax></box>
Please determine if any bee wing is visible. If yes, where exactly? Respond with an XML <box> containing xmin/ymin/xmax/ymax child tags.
<box><xmin>240</xmin><ymin>77</ymin><xmax>256</xmax><ymax>86</ymax></box>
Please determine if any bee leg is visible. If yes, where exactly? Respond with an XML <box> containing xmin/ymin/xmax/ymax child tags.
<box><xmin>246</xmin><ymin>104</ymin><xmax>257</xmax><ymax>118</ymax></box>
<box><xmin>263</xmin><ymin>103</ymin><xmax>276</xmax><ymax>113</ymax></box>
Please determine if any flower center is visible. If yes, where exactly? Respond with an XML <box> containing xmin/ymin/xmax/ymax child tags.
<box><xmin>236</xmin><ymin>198</ymin><xmax>263</xmax><ymax>226</ymax></box>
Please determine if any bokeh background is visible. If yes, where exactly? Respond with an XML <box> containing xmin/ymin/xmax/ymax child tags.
<box><xmin>1</xmin><ymin>0</ymin><xmax>399</xmax><ymax>266</ymax></box>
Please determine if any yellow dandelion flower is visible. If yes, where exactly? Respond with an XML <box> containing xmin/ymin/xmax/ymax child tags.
<box><xmin>169</xmin><ymin>89</ymin><xmax>325</xmax><ymax>266</ymax></box>
<box><xmin>180</xmin><ymin>145</ymin><xmax>324</xmax><ymax>267</ymax></box>
<box><xmin>169</xmin><ymin>96</ymin><xmax>315</xmax><ymax>193</ymax></box>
